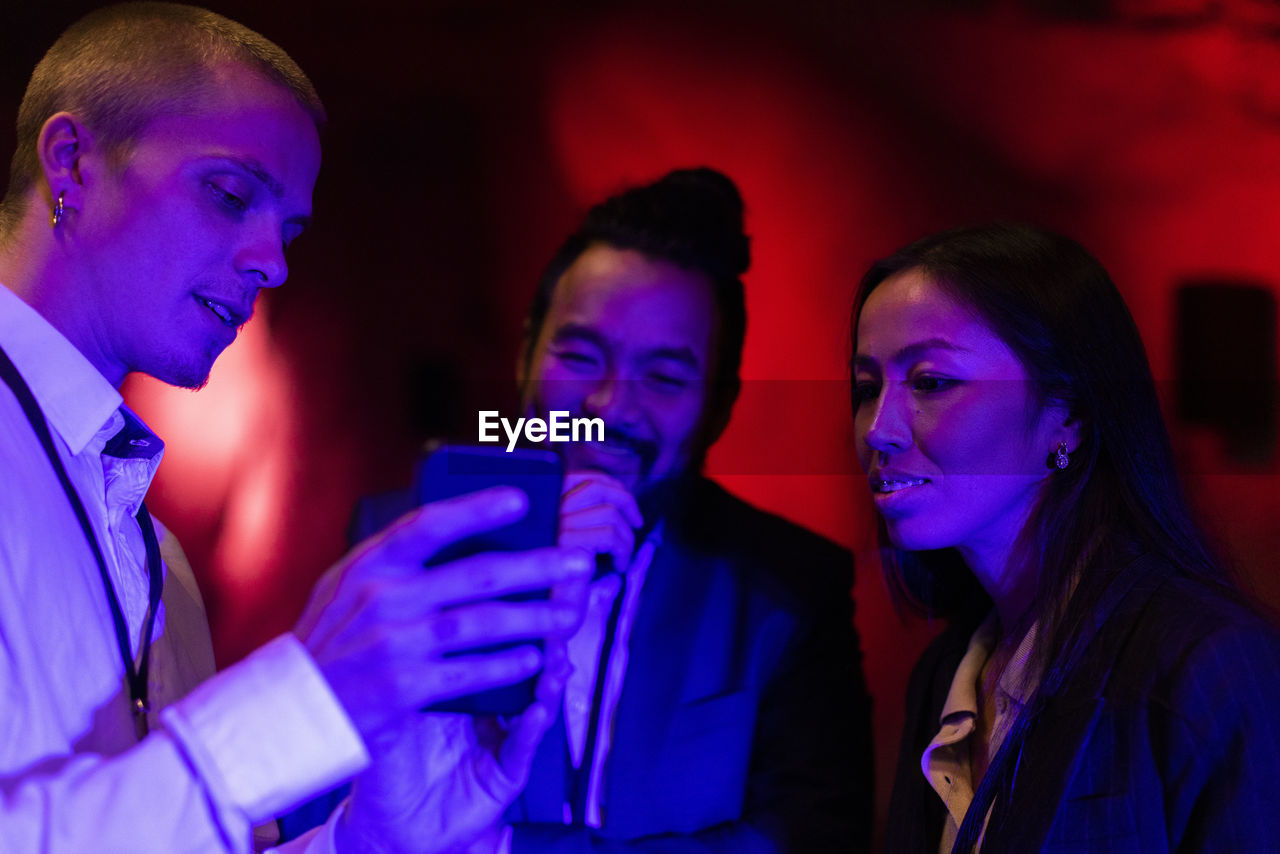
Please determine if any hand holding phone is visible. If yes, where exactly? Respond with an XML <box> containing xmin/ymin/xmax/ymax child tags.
<box><xmin>293</xmin><ymin>484</ymin><xmax>589</xmax><ymax>739</ymax></box>
<box><xmin>415</xmin><ymin>444</ymin><xmax>566</xmax><ymax>715</ymax></box>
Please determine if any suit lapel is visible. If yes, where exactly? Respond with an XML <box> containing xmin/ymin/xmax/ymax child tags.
<box><xmin>985</xmin><ymin>554</ymin><xmax>1167</xmax><ymax>851</ymax></box>
<box><xmin>603</xmin><ymin>533</ymin><xmax>722</xmax><ymax>834</ymax></box>
<box><xmin>985</xmin><ymin>697</ymin><xmax>1107</xmax><ymax>851</ymax></box>
<box><xmin>516</xmin><ymin>481</ymin><xmax>745</xmax><ymax>833</ymax></box>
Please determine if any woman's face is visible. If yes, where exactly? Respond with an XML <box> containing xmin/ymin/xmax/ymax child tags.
<box><xmin>852</xmin><ymin>268</ymin><xmax>1069</xmax><ymax>578</ymax></box>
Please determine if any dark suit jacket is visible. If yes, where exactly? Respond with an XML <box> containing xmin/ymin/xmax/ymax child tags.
<box><xmin>506</xmin><ymin>477</ymin><xmax>872</xmax><ymax>853</ymax></box>
<box><xmin>885</xmin><ymin>554</ymin><xmax>1280</xmax><ymax>853</ymax></box>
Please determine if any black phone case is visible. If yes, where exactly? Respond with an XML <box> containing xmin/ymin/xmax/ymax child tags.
<box><xmin>415</xmin><ymin>444</ymin><xmax>562</xmax><ymax>716</ymax></box>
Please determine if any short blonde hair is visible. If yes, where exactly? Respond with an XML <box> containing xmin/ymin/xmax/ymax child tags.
<box><xmin>1</xmin><ymin>2</ymin><xmax>325</xmax><ymax>233</ymax></box>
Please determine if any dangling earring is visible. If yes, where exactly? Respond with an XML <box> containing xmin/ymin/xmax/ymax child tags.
<box><xmin>1054</xmin><ymin>441</ymin><xmax>1070</xmax><ymax>470</ymax></box>
<box><xmin>50</xmin><ymin>191</ymin><xmax>66</xmax><ymax>228</ymax></box>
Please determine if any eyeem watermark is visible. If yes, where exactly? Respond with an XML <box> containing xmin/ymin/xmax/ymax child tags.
<box><xmin>478</xmin><ymin>411</ymin><xmax>604</xmax><ymax>452</ymax></box>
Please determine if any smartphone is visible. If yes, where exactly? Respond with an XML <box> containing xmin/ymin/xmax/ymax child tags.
<box><xmin>415</xmin><ymin>443</ymin><xmax>563</xmax><ymax>715</ymax></box>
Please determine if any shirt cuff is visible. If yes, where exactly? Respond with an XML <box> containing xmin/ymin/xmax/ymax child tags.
<box><xmin>161</xmin><ymin>633</ymin><xmax>370</xmax><ymax>823</ymax></box>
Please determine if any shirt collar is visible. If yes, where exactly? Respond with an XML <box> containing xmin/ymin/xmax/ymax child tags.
<box><xmin>939</xmin><ymin>611</ymin><xmax>999</xmax><ymax>724</ymax></box>
<box><xmin>590</xmin><ymin>520</ymin><xmax>664</xmax><ymax>583</ymax></box>
<box><xmin>938</xmin><ymin>610</ymin><xmax>1042</xmax><ymax>725</ymax></box>
<box><xmin>998</xmin><ymin>619</ymin><xmax>1040</xmax><ymax>708</ymax></box>
<box><xmin>0</xmin><ymin>282</ymin><xmax>123</xmax><ymax>455</ymax></box>
<box><xmin>103</xmin><ymin>405</ymin><xmax>165</xmax><ymax>462</ymax></box>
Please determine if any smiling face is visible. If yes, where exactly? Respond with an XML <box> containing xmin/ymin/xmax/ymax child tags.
<box><xmin>853</xmin><ymin>268</ymin><xmax>1070</xmax><ymax>583</ymax></box>
<box><xmin>64</xmin><ymin>62</ymin><xmax>320</xmax><ymax>388</ymax></box>
<box><xmin>519</xmin><ymin>243</ymin><xmax>717</xmax><ymax>497</ymax></box>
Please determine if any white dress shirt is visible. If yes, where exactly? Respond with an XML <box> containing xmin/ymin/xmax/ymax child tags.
<box><xmin>0</xmin><ymin>282</ymin><xmax>367</xmax><ymax>853</ymax></box>
<box><xmin>562</xmin><ymin>527</ymin><xmax>660</xmax><ymax>827</ymax></box>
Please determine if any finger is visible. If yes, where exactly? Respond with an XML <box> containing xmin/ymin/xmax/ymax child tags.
<box><xmin>549</xmin><ymin>576</ymin><xmax>590</xmax><ymax>609</ymax></box>
<box><xmin>299</xmin><ymin>489</ymin><xmax>541</xmax><ymax>649</ymax></box>
<box><xmin>314</xmin><ymin>634</ymin><xmax>545</xmax><ymax>736</ymax></box>
<box><xmin>415</xmin><ymin>645</ymin><xmax>544</xmax><ymax>708</ymax></box>
<box><xmin>304</xmin><ymin>548</ymin><xmax>592</xmax><ymax>688</ymax></box>
<box><xmin>495</xmin><ymin>699</ymin><xmax>554</xmax><ymax>789</ymax></box>
<box><xmin>560</xmin><ymin>471</ymin><xmax>608</xmax><ymax>499</ymax></box>
<box><xmin>352</xmin><ymin>487</ymin><xmax>531</xmax><ymax>573</ymax></box>
<box><xmin>485</xmin><ymin>641</ymin><xmax>569</xmax><ymax>792</ymax></box>
<box><xmin>416</xmin><ymin>600</ymin><xmax>583</xmax><ymax>655</ymax></box>
<box><xmin>560</xmin><ymin>474</ymin><xmax>644</xmax><ymax>529</ymax></box>
<box><xmin>560</xmin><ymin>474</ymin><xmax>618</xmax><ymax>512</ymax></box>
<box><xmin>559</xmin><ymin>519</ymin><xmax>634</xmax><ymax>569</ymax></box>
<box><xmin>562</xmin><ymin>470</ymin><xmax>632</xmax><ymax>497</ymax></box>
<box><xmin>542</xmin><ymin>578</ymin><xmax>589</xmax><ymax>638</ymax></box>
<box><xmin>400</xmin><ymin>547</ymin><xmax>593</xmax><ymax>611</ymax></box>
<box><xmin>560</xmin><ymin>472</ymin><xmax>642</xmax><ymax>519</ymax></box>
<box><xmin>560</xmin><ymin>507</ymin><xmax>635</xmax><ymax>537</ymax></box>
<box><xmin>559</xmin><ymin>503</ymin><xmax>638</xmax><ymax>535</ymax></box>
<box><xmin>535</xmin><ymin>637</ymin><xmax>571</xmax><ymax>704</ymax></box>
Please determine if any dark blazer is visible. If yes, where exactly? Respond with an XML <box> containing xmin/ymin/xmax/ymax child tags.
<box><xmin>506</xmin><ymin>477</ymin><xmax>873</xmax><ymax>853</ymax></box>
<box><xmin>886</xmin><ymin>554</ymin><xmax>1280</xmax><ymax>853</ymax></box>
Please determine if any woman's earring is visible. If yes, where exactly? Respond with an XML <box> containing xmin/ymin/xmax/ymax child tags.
<box><xmin>1054</xmin><ymin>441</ymin><xmax>1070</xmax><ymax>470</ymax></box>
<box><xmin>50</xmin><ymin>191</ymin><xmax>66</xmax><ymax>227</ymax></box>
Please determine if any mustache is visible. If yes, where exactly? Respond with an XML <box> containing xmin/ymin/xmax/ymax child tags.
<box><xmin>515</xmin><ymin>398</ymin><xmax>661</xmax><ymax>470</ymax></box>
<box><xmin>570</xmin><ymin>422</ymin><xmax>660</xmax><ymax>473</ymax></box>
<box><xmin>598</xmin><ymin>425</ymin><xmax>657</xmax><ymax>459</ymax></box>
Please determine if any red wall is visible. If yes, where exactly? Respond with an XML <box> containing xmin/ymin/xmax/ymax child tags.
<box><xmin>7</xmin><ymin>2</ymin><xmax>1280</xmax><ymax>843</ymax></box>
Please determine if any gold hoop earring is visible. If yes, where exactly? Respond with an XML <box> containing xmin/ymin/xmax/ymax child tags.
<box><xmin>50</xmin><ymin>191</ymin><xmax>66</xmax><ymax>228</ymax></box>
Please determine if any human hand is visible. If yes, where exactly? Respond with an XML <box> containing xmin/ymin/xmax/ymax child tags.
<box><xmin>557</xmin><ymin>472</ymin><xmax>643</xmax><ymax>572</ymax></box>
<box><xmin>293</xmin><ymin>487</ymin><xmax>592</xmax><ymax>740</ymax></box>
<box><xmin>334</xmin><ymin>638</ymin><xmax>573</xmax><ymax>854</ymax></box>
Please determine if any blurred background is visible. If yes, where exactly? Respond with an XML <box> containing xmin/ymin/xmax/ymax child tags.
<box><xmin>5</xmin><ymin>0</ymin><xmax>1280</xmax><ymax>844</ymax></box>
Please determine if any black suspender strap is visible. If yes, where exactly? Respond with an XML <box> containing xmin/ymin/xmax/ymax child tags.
<box><xmin>0</xmin><ymin>344</ymin><xmax>164</xmax><ymax>740</ymax></box>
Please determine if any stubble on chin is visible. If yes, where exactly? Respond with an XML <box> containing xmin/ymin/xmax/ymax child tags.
<box><xmin>146</xmin><ymin>347</ymin><xmax>219</xmax><ymax>391</ymax></box>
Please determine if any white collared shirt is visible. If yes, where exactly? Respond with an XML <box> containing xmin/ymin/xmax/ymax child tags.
<box><xmin>0</xmin><ymin>282</ymin><xmax>366</xmax><ymax>853</ymax></box>
<box><xmin>562</xmin><ymin>527</ymin><xmax>661</xmax><ymax>827</ymax></box>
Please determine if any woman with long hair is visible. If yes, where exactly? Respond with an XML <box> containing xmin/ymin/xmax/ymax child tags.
<box><xmin>851</xmin><ymin>223</ymin><xmax>1280</xmax><ymax>852</ymax></box>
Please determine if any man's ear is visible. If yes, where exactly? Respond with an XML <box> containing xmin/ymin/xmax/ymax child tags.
<box><xmin>37</xmin><ymin>111</ymin><xmax>95</xmax><ymax>211</ymax></box>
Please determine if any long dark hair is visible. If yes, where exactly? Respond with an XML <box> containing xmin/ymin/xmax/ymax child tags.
<box><xmin>850</xmin><ymin>223</ymin><xmax>1230</xmax><ymax>674</ymax></box>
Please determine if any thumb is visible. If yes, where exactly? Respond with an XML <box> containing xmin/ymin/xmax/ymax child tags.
<box><xmin>495</xmin><ymin>701</ymin><xmax>555</xmax><ymax>789</ymax></box>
